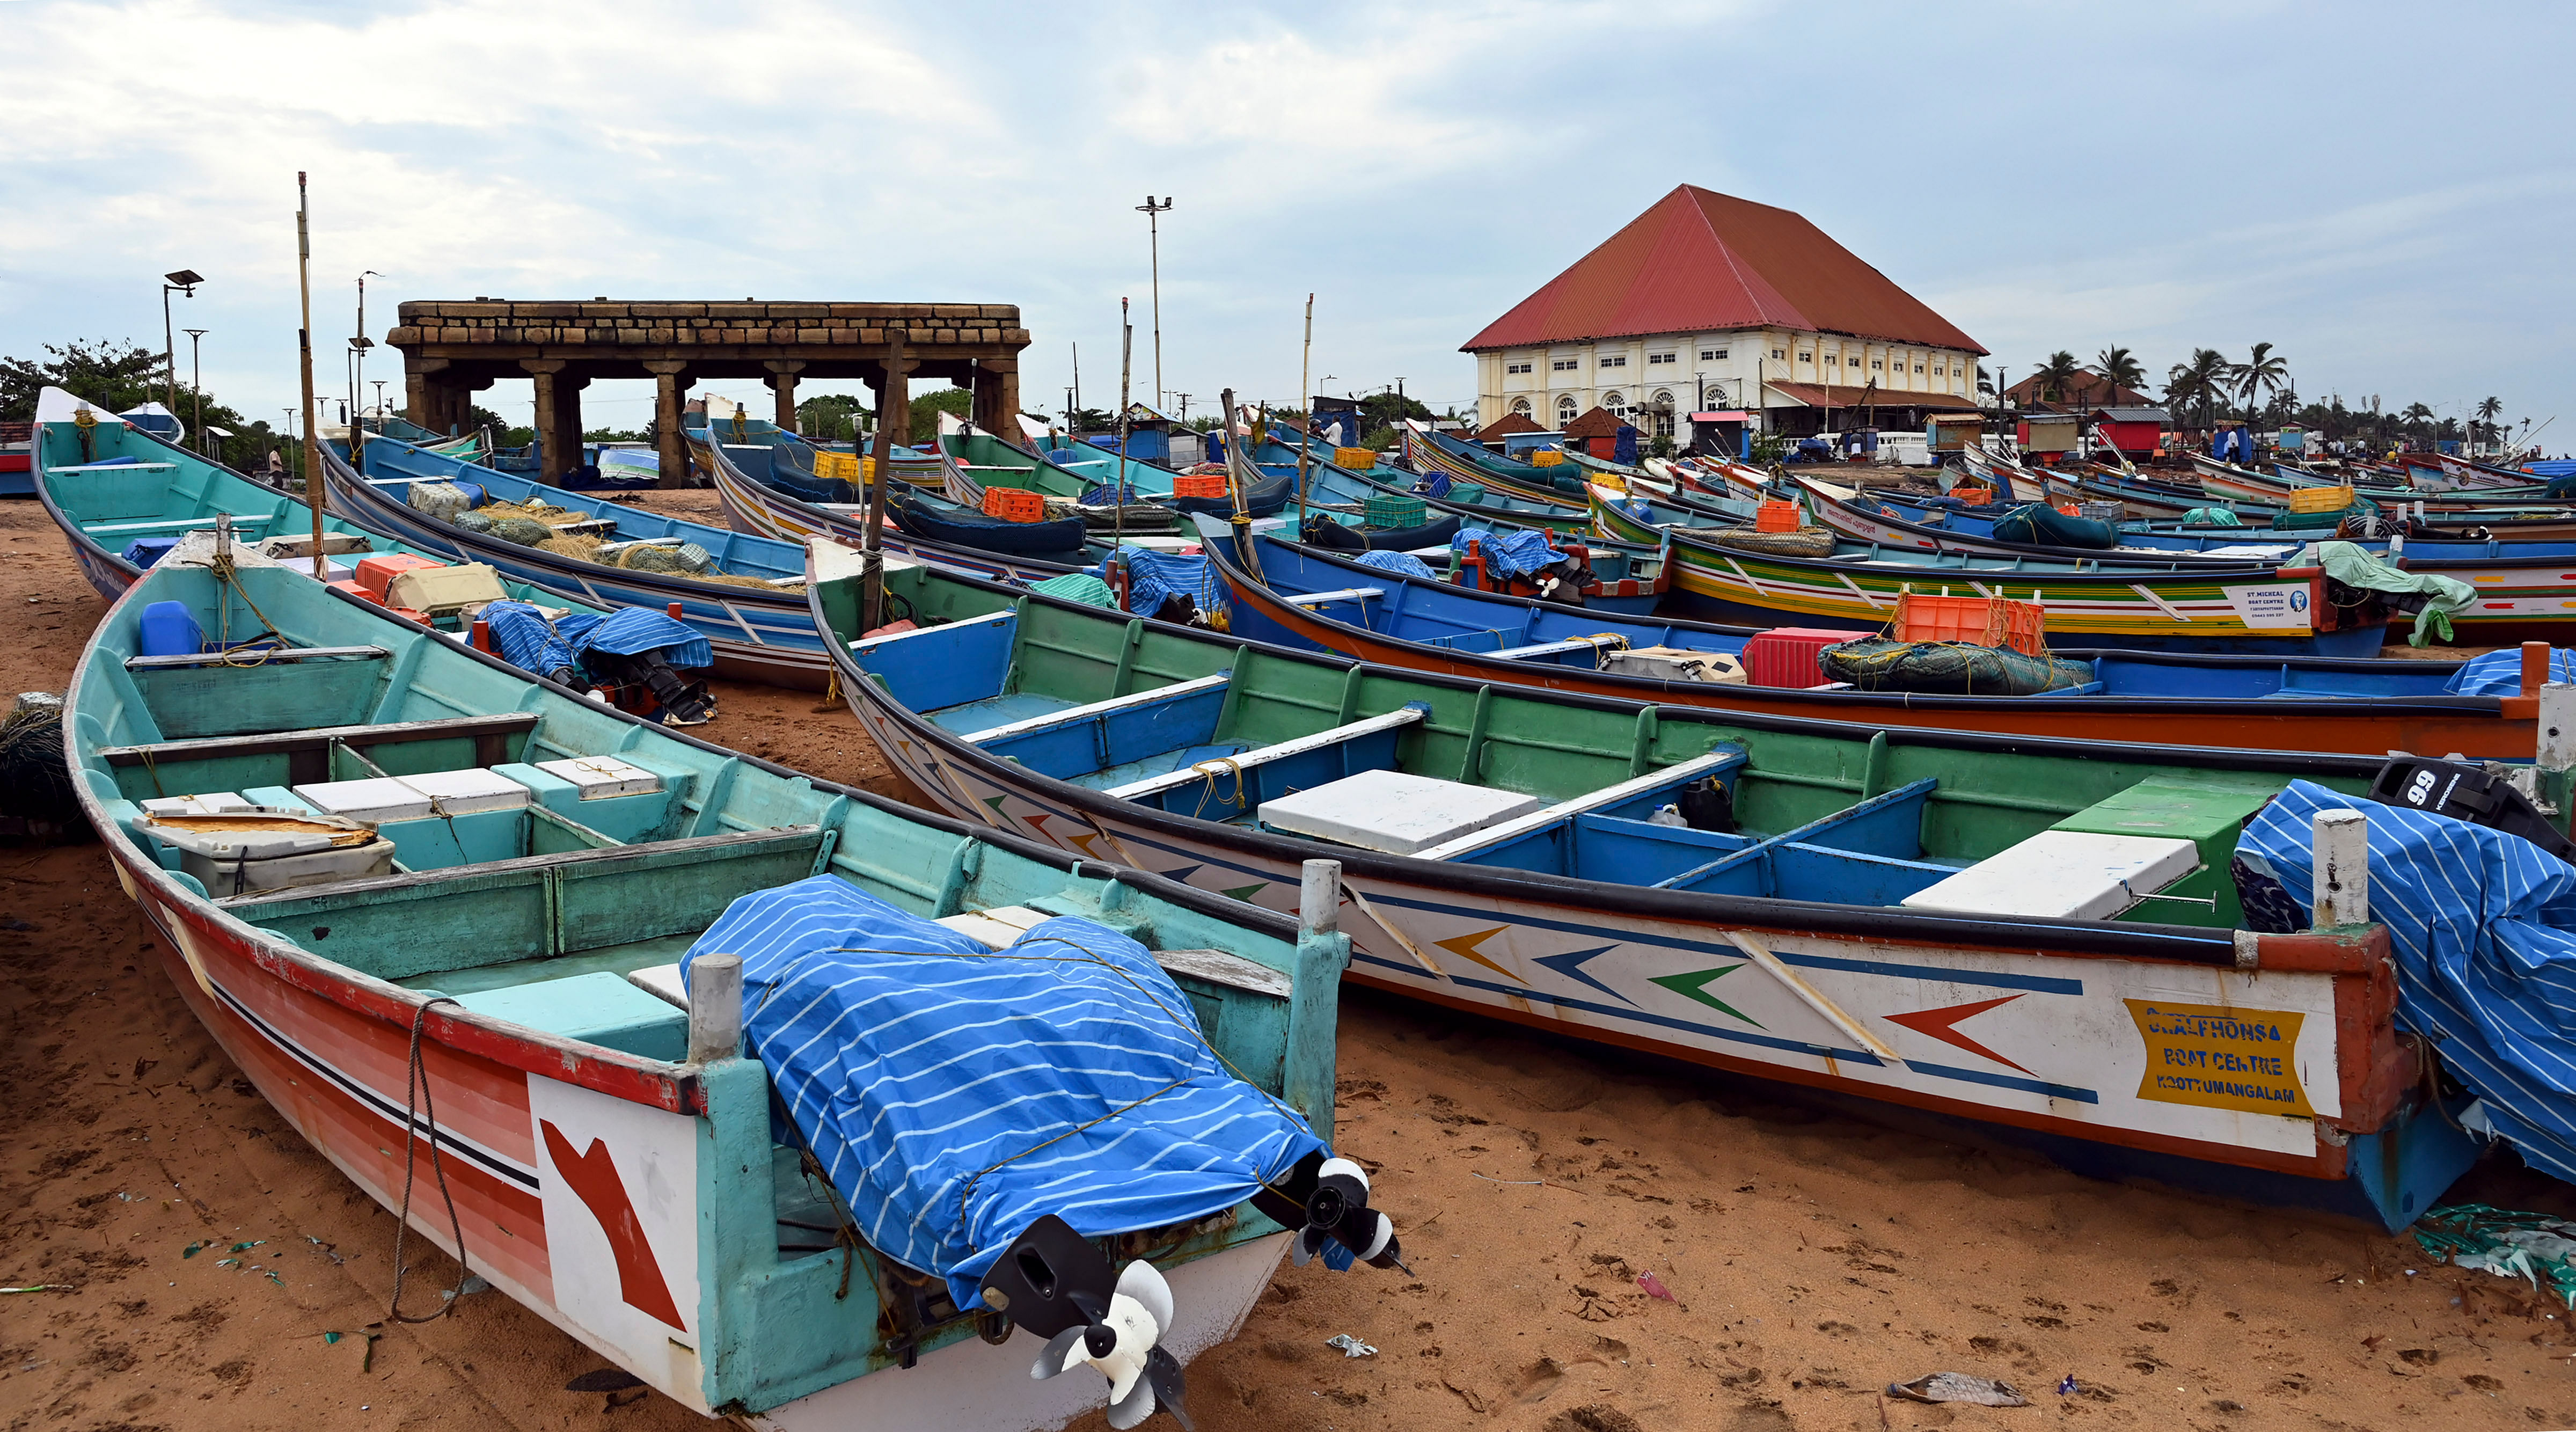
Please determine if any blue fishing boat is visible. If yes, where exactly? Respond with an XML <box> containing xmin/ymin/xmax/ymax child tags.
<box><xmin>68</xmin><ymin>549</ymin><xmax>1386</xmax><ymax>1430</ymax></box>
<box><xmin>27</xmin><ymin>389</ymin><xmax>608</xmax><ymax>624</ymax></box>
<box><xmin>326</xmin><ymin>433</ymin><xmax>835</xmax><ymax>688</ymax></box>
<box><xmin>1194</xmin><ymin>522</ymin><xmax>2546</xmax><ymax>759</ymax></box>
<box><xmin>810</xmin><ymin>537</ymin><xmax>2527</xmax><ymax>1231</ymax></box>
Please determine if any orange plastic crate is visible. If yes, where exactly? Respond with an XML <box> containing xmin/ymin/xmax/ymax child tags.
<box><xmin>1890</xmin><ymin>590</ymin><xmax>2047</xmax><ymax>655</ymax></box>
<box><xmin>1754</xmin><ymin>500</ymin><xmax>1802</xmax><ymax>533</ymax></box>
<box><xmin>1953</xmin><ymin>485</ymin><xmax>1995</xmax><ymax>506</ymax></box>
<box><xmin>354</xmin><ymin>552</ymin><xmax>442</xmax><ymax>600</ymax></box>
<box><xmin>2055</xmin><ymin>502</ymin><xmax>2080</xmax><ymax>517</ymax></box>
<box><xmin>980</xmin><ymin>486</ymin><xmax>1048</xmax><ymax>523</ymax></box>
<box><xmin>1172</xmin><ymin>474</ymin><xmax>1230</xmax><ymax>500</ymax></box>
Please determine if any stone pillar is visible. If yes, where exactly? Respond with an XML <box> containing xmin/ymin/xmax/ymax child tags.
<box><xmin>521</xmin><ymin>359</ymin><xmax>567</xmax><ymax>481</ymax></box>
<box><xmin>644</xmin><ymin>360</ymin><xmax>691</xmax><ymax>490</ymax></box>
<box><xmin>405</xmin><ymin>364</ymin><xmax>433</xmax><ymax>433</ymax></box>
<box><xmin>880</xmin><ymin>342</ymin><xmax>917</xmax><ymax>451</ymax></box>
<box><xmin>558</xmin><ymin>375</ymin><xmax>589</xmax><ymax>472</ymax></box>
<box><xmin>764</xmin><ymin>360</ymin><xmax>807</xmax><ymax>434</ymax></box>
<box><xmin>972</xmin><ymin>358</ymin><xmax>1018</xmax><ymax>437</ymax></box>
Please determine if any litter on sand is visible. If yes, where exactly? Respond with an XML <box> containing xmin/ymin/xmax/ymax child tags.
<box><xmin>1887</xmin><ymin>1372</ymin><xmax>2029</xmax><ymax>1407</ymax></box>
<box><xmin>2412</xmin><ymin>1203</ymin><xmax>2576</xmax><ymax>1307</ymax></box>
<box><xmin>2056</xmin><ymin>1373</ymin><xmax>2078</xmax><ymax>1396</ymax></box>
<box><xmin>1637</xmin><ymin>1270</ymin><xmax>1676</xmax><ymax>1301</ymax></box>
<box><xmin>1325</xmin><ymin>1334</ymin><xmax>1378</xmax><ymax>1358</ymax></box>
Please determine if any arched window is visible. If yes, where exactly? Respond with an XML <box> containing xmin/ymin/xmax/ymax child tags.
<box><xmin>1649</xmin><ymin>390</ymin><xmax>1676</xmax><ymax>439</ymax></box>
<box><xmin>1556</xmin><ymin>395</ymin><xmax>1577</xmax><ymax>425</ymax></box>
<box><xmin>1602</xmin><ymin>392</ymin><xmax>1625</xmax><ymax>418</ymax></box>
<box><xmin>1509</xmin><ymin>397</ymin><xmax>1532</xmax><ymax>416</ymax></box>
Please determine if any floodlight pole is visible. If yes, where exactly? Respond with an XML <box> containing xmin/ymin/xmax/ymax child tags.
<box><xmin>1136</xmin><ymin>195</ymin><xmax>1172</xmax><ymax>406</ymax></box>
<box><xmin>182</xmin><ymin>328</ymin><xmax>207</xmax><ymax>452</ymax></box>
<box><xmin>161</xmin><ymin>269</ymin><xmax>201</xmax><ymax>412</ymax></box>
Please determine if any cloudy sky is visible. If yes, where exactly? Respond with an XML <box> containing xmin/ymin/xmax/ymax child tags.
<box><xmin>3</xmin><ymin>0</ymin><xmax>2569</xmax><ymax>443</ymax></box>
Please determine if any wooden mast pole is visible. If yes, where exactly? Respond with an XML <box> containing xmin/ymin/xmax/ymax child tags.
<box><xmin>296</xmin><ymin>172</ymin><xmax>325</xmax><ymax>580</ymax></box>
<box><xmin>860</xmin><ymin>327</ymin><xmax>909</xmax><ymax>633</ymax></box>
<box><xmin>1294</xmin><ymin>293</ymin><xmax>1313</xmax><ymax>535</ymax></box>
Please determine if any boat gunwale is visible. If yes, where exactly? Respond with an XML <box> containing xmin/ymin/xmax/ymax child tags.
<box><xmin>809</xmin><ymin>550</ymin><xmax>2399</xmax><ymax>975</ymax></box>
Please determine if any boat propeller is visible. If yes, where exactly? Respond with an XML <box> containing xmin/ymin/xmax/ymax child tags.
<box><xmin>1252</xmin><ymin>1152</ymin><xmax>1407</xmax><ymax>1274</ymax></box>
<box><xmin>982</xmin><ymin>1214</ymin><xmax>1192</xmax><ymax>1430</ymax></box>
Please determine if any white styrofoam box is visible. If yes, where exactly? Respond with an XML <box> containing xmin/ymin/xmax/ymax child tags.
<box><xmin>626</xmin><ymin>964</ymin><xmax>687</xmax><ymax>1008</ymax></box>
<box><xmin>1258</xmin><ymin>770</ymin><xmax>1545</xmax><ymax>856</ymax></box>
<box><xmin>292</xmin><ymin>777</ymin><xmax>434</xmax><ymax>824</ymax></box>
<box><xmin>141</xmin><ymin>792</ymin><xmax>257</xmax><ymax>817</ymax></box>
<box><xmin>1900</xmin><ymin>831</ymin><xmax>2200</xmax><ymax>922</ymax></box>
<box><xmin>535</xmin><ymin>756</ymin><xmax>664</xmax><ymax>800</ymax></box>
<box><xmin>932</xmin><ymin>906</ymin><xmax>1053</xmax><ymax>949</ymax></box>
<box><xmin>402</xmin><ymin>767</ymin><xmax>532</xmax><ymax>815</ymax></box>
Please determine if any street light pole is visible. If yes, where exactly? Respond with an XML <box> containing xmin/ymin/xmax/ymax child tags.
<box><xmin>1135</xmin><ymin>195</ymin><xmax>1172</xmax><ymax>407</ymax></box>
<box><xmin>182</xmin><ymin>328</ymin><xmax>207</xmax><ymax>452</ymax></box>
<box><xmin>161</xmin><ymin>269</ymin><xmax>202</xmax><ymax>412</ymax></box>
<box><xmin>354</xmin><ymin>271</ymin><xmax>382</xmax><ymax>457</ymax></box>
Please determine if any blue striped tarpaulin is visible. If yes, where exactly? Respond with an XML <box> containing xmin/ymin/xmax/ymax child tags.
<box><xmin>557</xmin><ymin>608</ymin><xmax>714</xmax><ymax>670</ymax></box>
<box><xmin>477</xmin><ymin>600</ymin><xmax>579</xmax><ymax>682</ymax></box>
<box><xmin>682</xmin><ymin>876</ymin><xmax>1324</xmax><ymax>1307</ymax></box>
<box><xmin>2446</xmin><ymin>647</ymin><xmax>2576</xmax><ymax>697</ymax></box>
<box><xmin>2237</xmin><ymin>780</ymin><xmax>2576</xmax><ymax>1182</ymax></box>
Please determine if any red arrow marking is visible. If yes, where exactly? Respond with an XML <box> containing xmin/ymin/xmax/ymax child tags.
<box><xmin>540</xmin><ymin>1121</ymin><xmax>686</xmax><ymax>1331</ymax></box>
<box><xmin>1884</xmin><ymin>994</ymin><xmax>2030</xmax><ymax>1074</ymax></box>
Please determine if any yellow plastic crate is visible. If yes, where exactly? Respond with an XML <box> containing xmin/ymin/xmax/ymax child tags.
<box><xmin>1334</xmin><ymin>446</ymin><xmax>1375</xmax><ymax>469</ymax></box>
<box><xmin>813</xmin><ymin>451</ymin><xmax>862</xmax><ymax>481</ymax></box>
<box><xmin>1529</xmin><ymin>450</ymin><xmax>1566</xmax><ymax>467</ymax></box>
<box><xmin>2287</xmin><ymin>485</ymin><xmax>2355</xmax><ymax>513</ymax></box>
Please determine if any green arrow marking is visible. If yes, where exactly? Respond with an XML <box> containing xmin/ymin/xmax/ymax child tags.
<box><xmin>1649</xmin><ymin>963</ymin><xmax>1761</xmax><ymax>1027</ymax></box>
<box><xmin>1219</xmin><ymin>882</ymin><xmax>1270</xmax><ymax>903</ymax></box>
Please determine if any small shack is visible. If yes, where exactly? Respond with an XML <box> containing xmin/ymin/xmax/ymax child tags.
<box><xmin>1688</xmin><ymin>409</ymin><xmax>1750</xmax><ymax>460</ymax></box>
<box><xmin>2017</xmin><ymin>412</ymin><xmax>2081</xmax><ymax>456</ymax></box>
<box><xmin>1477</xmin><ymin>411</ymin><xmax>1545</xmax><ymax>449</ymax></box>
<box><xmin>2090</xmin><ymin>407</ymin><xmax>2169</xmax><ymax>461</ymax></box>
<box><xmin>1564</xmin><ymin>405</ymin><xmax>1636</xmax><ymax>461</ymax></box>
<box><xmin>1926</xmin><ymin>411</ymin><xmax>1985</xmax><ymax>455</ymax></box>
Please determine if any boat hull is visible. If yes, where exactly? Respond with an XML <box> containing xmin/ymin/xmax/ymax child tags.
<box><xmin>819</xmin><ymin>594</ymin><xmax>2472</xmax><ymax>1231</ymax></box>
<box><xmin>1210</xmin><ymin>547</ymin><xmax>2536</xmax><ymax>759</ymax></box>
<box><xmin>322</xmin><ymin>453</ymin><xmax>832</xmax><ymax>689</ymax></box>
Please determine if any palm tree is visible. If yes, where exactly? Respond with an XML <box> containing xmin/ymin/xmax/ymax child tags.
<box><xmin>2092</xmin><ymin>346</ymin><xmax>2145</xmax><ymax>406</ymax></box>
<box><xmin>2034</xmin><ymin>350</ymin><xmax>2082</xmax><ymax>406</ymax></box>
<box><xmin>2162</xmin><ymin>348</ymin><xmax>2233</xmax><ymax>430</ymax></box>
<box><xmin>2476</xmin><ymin>394</ymin><xmax>2504</xmax><ymax>447</ymax></box>
<box><xmin>2233</xmin><ymin>342</ymin><xmax>2288</xmax><ymax>423</ymax></box>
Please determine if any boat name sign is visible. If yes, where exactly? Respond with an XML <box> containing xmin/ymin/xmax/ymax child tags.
<box><xmin>2220</xmin><ymin>583</ymin><xmax>2312</xmax><ymax>630</ymax></box>
<box><xmin>2127</xmin><ymin>1000</ymin><xmax>2317</xmax><ymax>1117</ymax></box>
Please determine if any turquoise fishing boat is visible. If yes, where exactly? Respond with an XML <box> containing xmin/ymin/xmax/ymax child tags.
<box><xmin>67</xmin><ymin>542</ymin><xmax>1382</xmax><ymax>1430</ymax></box>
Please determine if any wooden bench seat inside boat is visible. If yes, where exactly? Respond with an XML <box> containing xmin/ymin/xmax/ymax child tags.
<box><xmin>98</xmin><ymin>713</ymin><xmax>539</xmax><ymax>791</ymax></box>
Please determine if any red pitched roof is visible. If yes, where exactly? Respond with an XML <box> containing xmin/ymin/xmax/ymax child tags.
<box><xmin>1462</xmin><ymin>186</ymin><xmax>1984</xmax><ymax>356</ymax></box>
<box><xmin>1476</xmin><ymin>411</ymin><xmax>1544</xmax><ymax>441</ymax></box>
<box><xmin>1562</xmin><ymin>406</ymin><xmax>1626</xmax><ymax>439</ymax></box>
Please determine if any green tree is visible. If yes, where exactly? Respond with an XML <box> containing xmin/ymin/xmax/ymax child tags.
<box><xmin>2233</xmin><ymin>342</ymin><xmax>2288</xmax><ymax>422</ymax></box>
<box><xmin>2091</xmin><ymin>346</ymin><xmax>2144</xmax><ymax>405</ymax></box>
<box><xmin>2475</xmin><ymin>395</ymin><xmax>2504</xmax><ymax>446</ymax></box>
<box><xmin>2033</xmin><ymin>350</ymin><xmax>2082</xmax><ymax>405</ymax></box>
<box><xmin>908</xmin><ymin>387</ymin><xmax>974</xmax><ymax>445</ymax></box>
<box><xmin>2162</xmin><ymin>349</ymin><xmax>2234</xmax><ymax>429</ymax></box>
<box><xmin>0</xmin><ymin>338</ymin><xmax>167</xmax><ymax>420</ymax></box>
<box><xmin>796</xmin><ymin>393</ymin><xmax>873</xmax><ymax>441</ymax></box>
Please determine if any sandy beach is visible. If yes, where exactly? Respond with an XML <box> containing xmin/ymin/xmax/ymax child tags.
<box><xmin>6</xmin><ymin>493</ymin><xmax>2575</xmax><ymax>1432</ymax></box>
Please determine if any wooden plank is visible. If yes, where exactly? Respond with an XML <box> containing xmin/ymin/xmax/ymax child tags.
<box><xmin>1102</xmin><ymin>705</ymin><xmax>1427</xmax><ymax>801</ymax></box>
<box><xmin>1411</xmin><ymin>748</ymin><xmax>1748</xmax><ymax>861</ymax></box>
<box><xmin>1280</xmin><ymin>587</ymin><xmax>1384</xmax><ymax>607</ymax></box>
<box><xmin>99</xmin><ymin>712</ymin><xmax>539</xmax><ymax>768</ymax></box>
<box><xmin>960</xmin><ymin>672</ymin><xmax>1231</xmax><ymax>744</ymax></box>
<box><xmin>125</xmin><ymin>645</ymin><xmax>389</xmax><ymax>672</ymax></box>
<box><xmin>215</xmin><ymin>824</ymin><xmax>821</xmax><ymax>908</ymax></box>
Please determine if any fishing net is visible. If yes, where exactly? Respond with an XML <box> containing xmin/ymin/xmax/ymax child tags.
<box><xmin>0</xmin><ymin>695</ymin><xmax>82</xmax><ymax>837</ymax></box>
<box><xmin>486</xmin><ymin>516</ymin><xmax>558</xmax><ymax>546</ymax></box>
<box><xmin>1817</xmin><ymin>637</ymin><xmax>2094</xmax><ymax>696</ymax></box>
<box><xmin>1702</xmin><ymin>528</ymin><xmax>1835</xmax><ymax>558</ymax></box>
<box><xmin>448</xmin><ymin>496</ymin><xmax>776</xmax><ymax>586</ymax></box>
<box><xmin>405</xmin><ymin>481</ymin><xmax>474</xmax><ymax>522</ymax></box>
<box><xmin>455</xmin><ymin>510</ymin><xmax>499</xmax><ymax>535</ymax></box>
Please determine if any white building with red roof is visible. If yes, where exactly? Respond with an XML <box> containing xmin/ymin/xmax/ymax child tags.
<box><xmin>1462</xmin><ymin>186</ymin><xmax>1988</xmax><ymax>439</ymax></box>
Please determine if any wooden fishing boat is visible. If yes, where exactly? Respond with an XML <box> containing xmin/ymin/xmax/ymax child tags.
<box><xmin>809</xmin><ymin>542</ymin><xmax>2487</xmax><ymax>1229</ymax></box>
<box><xmin>70</xmin><ymin>549</ymin><xmax>1369</xmax><ymax>1430</ymax></box>
<box><xmin>2190</xmin><ymin>451</ymin><xmax>2564</xmax><ymax>512</ymax></box>
<box><xmin>1801</xmin><ymin>480</ymin><xmax>2576</xmax><ymax>645</ymax></box>
<box><xmin>1</xmin><ymin>419</ymin><xmax>34</xmax><ymax>497</ymax></box>
<box><xmin>1400</xmin><ymin>422</ymin><xmax>1589</xmax><ymax>510</ymax></box>
<box><xmin>27</xmin><ymin>390</ymin><xmax>609</xmax><ymax>625</ymax></box>
<box><xmin>1197</xmin><ymin>523</ymin><xmax>2546</xmax><ymax>758</ymax></box>
<box><xmin>328</xmin><ymin>435</ymin><xmax>833</xmax><ymax>688</ymax></box>
<box><xmin>697</xmin><ymin>437</ymin><xmax>1094</xmax><ymax>586</ymax></box>
<box><xmin>1588</xmin><ymin>485</ymin><xmax>2394</xmax><ymax>654</ymax></box>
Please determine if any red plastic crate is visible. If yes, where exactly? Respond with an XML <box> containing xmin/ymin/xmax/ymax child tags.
<box><xmin>979</xmin><ymin>486</ymin><xmax>1047</xmax><ymax>523</ymax></box>
<box><xmin>1743</xmin><ymin>627</ymin><xmax>1872</xmax><ymax>688</ymax></box>
<box><xmin>1754</xmin><ymin>500</ymin><xmax>1802</xmax><ymax>532</ymax></box>
<box><xmin>327</xmin><ymin>579</ymin><xmax>383</xmax><ymax>606</ymax></box>
<box><xmin>1172</xmin><ymin>474</ymin><xmax>1229</xmax><ymax>500</ymax></box>
<box><xmin>1890</xmin><ymin>592</ymin><xmax>2047</xmax><ymax>655</ymax></box>
<box><xmin>354</xmin><ymin>552</ymin><xmax>442</xmax><ymax>600</ymax></box>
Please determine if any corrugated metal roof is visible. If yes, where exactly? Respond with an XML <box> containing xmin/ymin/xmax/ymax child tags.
<box><xmin>1462</xmin><ymin>187</ymin><xmax>1984</xmax><ymax>355</ymax></box>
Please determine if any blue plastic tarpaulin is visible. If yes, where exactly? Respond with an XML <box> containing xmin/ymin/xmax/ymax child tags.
<box><xmin>2446</xmin><ymin>648</ymin><xmax>2576</xmax><ymax>697</ymax></box>
<box><xmin>1120</xmin><ymin>547</ymin><xmax>1225</xmax><ymax>621</ymax></box>
<box><xmin>555</xmin><ymin>608</ymin><xmax>713</xmax><ymax>670</ymax></box>
<box><xmin>478</xmin><ymin>600</ymin><xmax>580</xmax><ymax>682</ymax></box>
<box><xmin>1454</xmin><ymin>527</ymin><xmax>1558</xmax><ymax>580</ymax></box>
<box><xmin>682</xmin><ymin>876</ymin><xmax>1324</xmax><ymax>1307</ymax></box>
<box><xmin>2235</xmin><ymin>781</ymin><xmax>2576</xmax><ymax>1183</ymax></box>
<box><xmin>1354</xmin><ymin>550</ymin><xmax>1437</xmax><ymax>580</ymax></box>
